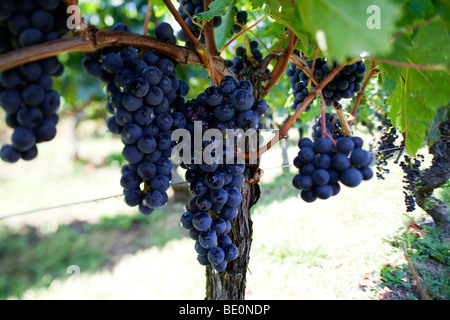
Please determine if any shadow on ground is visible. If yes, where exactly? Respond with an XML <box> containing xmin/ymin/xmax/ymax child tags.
<box><xmin>0</xmin><ymin>200</ymin><xmax>186</xmax><ymax>300</ymax></box>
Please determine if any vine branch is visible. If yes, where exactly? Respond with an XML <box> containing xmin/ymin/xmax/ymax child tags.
<box><xmin>234</xmin><ymin>22</ymin><xmax>273</xmax><ymax>55</ymax></box>
<box><xmin>307</xmin><ymin>46</ymin><xmax>320</xmax><ymax>92</ymax></box>
<box><xmin>161</xmin><ymin>0</ymin><xmax>199</xmax><ymax>50</ymax></box>
<box><xmin>143</xmin><ymin>0</ymin><xmax>153</xmax><ymax>36</ymax></box>
<box><xmin>350</xmin><ymin>61</ymin><xmax>379</xmax><ymax>122</ymax></box>
<box><xmin>161</xmin><ymin>0</ymin><xmax>219</xmax><ymax>84</ymax></box>
<box><xmin>0</xmin><ymin>29</ymin><xmax>235</xmax><ymax>80</ymax></box>
<box><xmin>203</xmin><ymin>0</ymin><xmax>219</xmax><ymax>57</ymax></box>
<box><xmin>364</xmin><ymin>56</ymin><xmax>447</xmax><ymax>71</ymax></box>
<box><xmin>317</xmin><ymin>90</ymin><xmax>337</xmax><ymax>146</ymax></box>
<box><xmin>265</xmin><ymin>29</ymin><xmax>298</xmax><ymax>94</ymax></box>
<box><xmin>246</xmin><ymin>62</ymin><xmax>348</xmax><ymax>160</ymax></box>
<box><xmin>203</xmin><ymin>0</ymin><xmax>221</xmax><ymax>84</ymax></box>
<box><xmin>219</xmin><ymin>15</ymin><xmax>267</xmax><ymax>54</ymax></box>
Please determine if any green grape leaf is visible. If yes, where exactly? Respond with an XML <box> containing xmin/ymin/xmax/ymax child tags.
<box><xmin>433</xmin><ymin>0</ymin><xmax>450</xmax><ymax>29</ymax></box>
<box><xmin>254</xmin><ymin>0</ymin><xmax>307</xmax><ymax>43</ymax></box>
<box><xmin>295</xmin><ymin>32</ymin><xmax>318</xmax><ymax>59</ymax></box>
<box><xmin>385</xmin><ymin>20</ymin><xmax>450</xmax><ymax>155</ymax></box>
<box><xmin>379</xmin><ymin>70</ymin><xmax>398</xmax><ymax>94</ymax></box>
<box><xmin>294</xmin><ymin>0</ymin><xmax>402</xmax><ymax>61</ymax></box>
<box><xmin>411</xmin><ymin>0</ymin><xmax>438</xmax><ymax>19</ymax></box>
<box><xmin>387</xmin><ymin>70</ymin><xmax>438</xmax><ymax>154</ymax></box>
<box><xmin>300</xmin><ymin>100</ymin><xmax>321</xmax><ymax>123</ymax></box>
<box><xmin>259</xmin><ymin>19</ymin><xmax>286</xmax><ymax>39</ymax></box>
<box><xmin>251</xmin><ymin>0</ymin><xmax>281</xmax><ymax>11</ymax></box>
<box><xmin>408</xmin><ymin>18</ymin><xmax>450</xmax><ymax>67</ymax></box>
<box><xmin>214</xmin><ymin>4</ymin><xmax>236</xmax><ymax>50</ymax></box>
<box><xmin>377</xmin><ymin>35</ymin><xmax>412</xmax><ymax>79</ymax></box>
<box><xmin>268</xmin><ymin>6</ymin><xmax>297</xmax><ymax>34</ymax></box>
<box><xmin>195</xmin><ymin>0</ymin><xmax>233</xmax><ymax>21</ymax></box>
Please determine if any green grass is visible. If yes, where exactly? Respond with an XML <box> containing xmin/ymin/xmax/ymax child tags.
<box><xmin>0</xmin><ymin>205</ymin><xmax>185</xmax><ymax>300</ymax></box>
<box><xmin>372</xmin><ymin>225</ymin><xmax>450</xmax><ymax>300</ymax></box>
<box><xmin>0</xmin><ymin>120</ymin><xmax>445</xmax><ymax>300</ymax></box>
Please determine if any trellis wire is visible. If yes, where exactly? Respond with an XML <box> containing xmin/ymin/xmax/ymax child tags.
<box><xmin>0</xmin><ymin>145</ymin><xmax>398</xmax><ymax>221</ymax></box>
<box><xmin>0</xmin><ymin>164</ymin><xmax>295</xmax><ymax>221</ymax></box>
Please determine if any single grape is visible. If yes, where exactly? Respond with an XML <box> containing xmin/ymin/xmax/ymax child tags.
<box><xmin>340</xmin><ymin>168</ymin><xmax>363</xmax><ymax>187</ymax></box>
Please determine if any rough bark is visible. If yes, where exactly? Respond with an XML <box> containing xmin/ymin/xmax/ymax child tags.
<box><xmin>0</xmin><ymin>29</ymin><xmax>233</xmax><ymax>75</ymax></box>
<box><xmin>205</xmin><ymin>169</ymin><xmax>260</xmax><ymax>300</ymax></box>
<box><xmin>416</xmin><ymin>119</ymin><xmax>450</xmax><ymax>233</ymax></box>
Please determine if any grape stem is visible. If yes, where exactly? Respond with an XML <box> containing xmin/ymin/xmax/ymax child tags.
<box><xmin>279</xmin><ymin>62</ymin><xmax>347</xmax><ymax>137</ymax></box>
<box><xmin>307</xmin><ymin>46</ymin><xmax>320</xmax><ymax>93</ymax></box>
<box><xmin>242</xmin><ymin>34</ymin><xmax>255</xmax><ymax>63</ymax></box>
<box><xmin>349</xmin><ymin>61</ymin><xmax>379</xmax><ymax>122</ymax></box>
<box><xmin>345</xmin><ymin>113</ymin><xmax>357</xmax><ymax>125</ymax></box>
<box><xmin>234</xmin><ymin>22</ymin><xmax>274</xmax><ymax>55</ymax></box>
<box><xmin>333</xmin><ymin>102</ymin><xmax>353</xmax><ymax>137</ymax></box>
<box><xmin>288</xmin><ymin>53</ymin><xmax>319</xmax><ymax>86</ymax></box>
<box><xmin>362</xmin><ymin>93</ymin><xmax>378</xmax><ymax>108</ymax></box>
<box><xmin>209</xmin><ymin>61</ymin><xmax>218</xmax><ymax>86</ymax></box>
<box><xmin>261</xmin><ymin>54</ymin><xmax>275</xmax><ymax>72</ymax></box>
<box><xmin>143</xmin><ymin>0</ymin><xmax>153</xmax><ymax>36</ymax></box>
<box><xmin>274</xmin><ymin>29</ymin><xmax>289</xmax><ymax>55</ymax></box>
<box><xmin>219</xmin><ymin>15</ymin><xmax>268</xmax><ymax>54</ymax></box>
<box><xmin>177</xmin><ymin>0</ymin><xmax>203</xmax><ymax>29</ymax></box>
<box><xmin>265</xmin><ymin>29</ymin><xmax>298</xmax><ymax>95</ymax></box>
<box><xmin>161</xmin><ymin>0</ymin><xmax>220</xmax><ymax>84</ymax></box>
<box><xmin>317</xmin><ymin>90</ymin><xmax>337</xmax><ymax>146</ymax></box>
<box><xmin>247</xmin><ymin>62</ymin><xmax>348</xmax><ymax>160</ymax></box>
<box><xmin>243</xmin><ymin>129</ymin><xmax>283</xmax><ymax>161</ymax></box>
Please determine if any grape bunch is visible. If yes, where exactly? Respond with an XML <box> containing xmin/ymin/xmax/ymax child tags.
<box><xmin>399</xmin><ymin>154</ymin><xmax>424</xmax><ymax>212</ymax></box>
<box><xmin>292</xmin><ymin>136</ymin><xmax>374</xmax><ymax>203</ymax></box>
<box><xmin>373</xmin><ymin>120</ymin><xmax>399</xmax><ymax>180</ymax></box>
<box><xmin>179</xmin><ymin>162</ymin><xmax>243</xmax><ymax>272</ymax></box>
<box><xmin>176</xmin><ymin>2</ymin><xmax>247</xmax><ymax>45</ymax></box>
<box><xmin>0</xmin><ymin>0</ymin><xmax>69</xmax><ymax>163</ymax></box>
<box><xmin>176</xmin><ymin>0</ymin><xmax>220</xmax><ymax>44</ymax></box>
<box><xmin>229</xmin><ymin>6</ymin><xmax>249</xmax><ymax>35</ymax></box>
<box><xmin>176</xmin><ymin>76</ymin><xmax>268</xmax><ymax>272</ymax></box>
<box><xmin>83</xmin><ymin>23</ymin><xmax>190</xmax><ymax>215</ymax></box>
<box><xmin>286</xmin><ymin>58</ymin><xmax>367</xmax><ymax>111</ymax></box>
<box><xmin>225</xmin><ymin>40</ymin><xmax>268</xmax><ymax>76</ymax></box>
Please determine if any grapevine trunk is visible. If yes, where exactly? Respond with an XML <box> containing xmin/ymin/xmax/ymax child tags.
<box><xmin>205</xmin><ymin>169</ymin><xmax>260</xmax><ymax>300</ymax></box>
<box><xmin>416</xmin><ymin>119</ymin><xmax>450</xmax><ymax>233</ymax></box>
